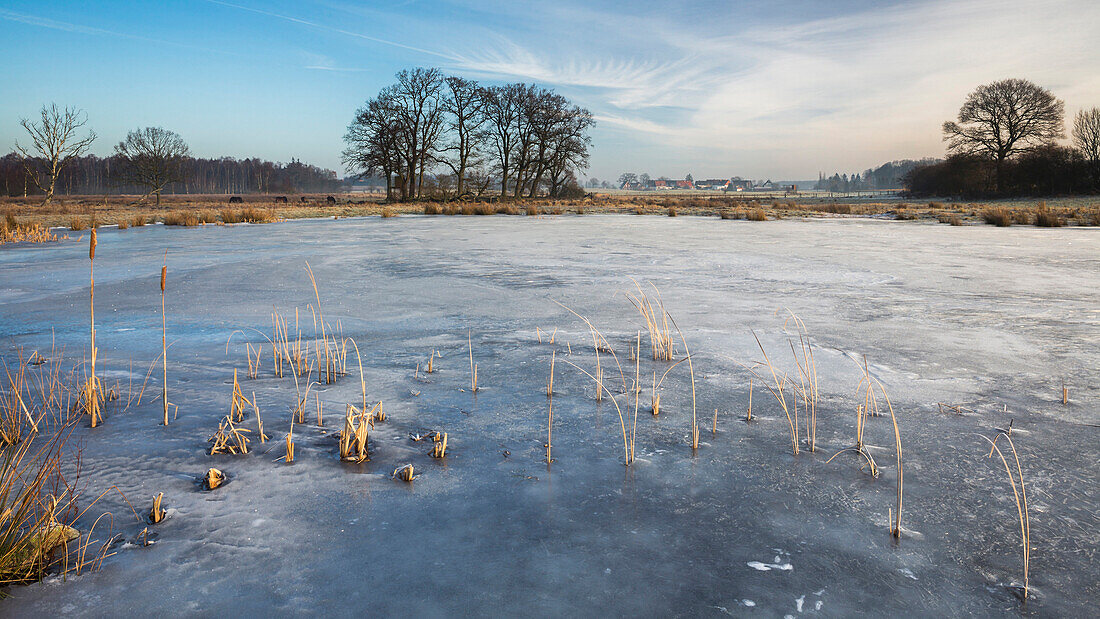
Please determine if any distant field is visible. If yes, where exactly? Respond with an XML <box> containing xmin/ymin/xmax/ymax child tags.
<box><xmin>2</xmin><ymin>191</ymin><xmax>1099</xmax><ymax>230</ymax></box>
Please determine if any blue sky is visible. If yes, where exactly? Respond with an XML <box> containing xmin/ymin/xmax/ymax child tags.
<box><xmin>2</xmin><ymin>0</ymin><xmax>1097</xmax><ymax>181</ymax></box>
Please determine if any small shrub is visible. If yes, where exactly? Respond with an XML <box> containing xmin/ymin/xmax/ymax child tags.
<box><xmin>667</xmin><ymin>207</ymin><xmax>677</xmax><ymax>217</ymax></box>
<box><xmin>982</xmin><ymin>208</ymin><xmax>1012</xmax><ymax>227</ymax></box>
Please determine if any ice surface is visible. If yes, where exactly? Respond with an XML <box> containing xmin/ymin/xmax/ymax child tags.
<box><xmin>0</xmin><ymin>215</ymin><xmax>1097</xmax><ymax>615</ymax></box>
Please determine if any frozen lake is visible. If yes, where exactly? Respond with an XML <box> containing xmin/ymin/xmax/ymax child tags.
<box><xmin>1</xmin><ymin>215</ymin><xmax>1097</xmax><ymax>615</ymax></box>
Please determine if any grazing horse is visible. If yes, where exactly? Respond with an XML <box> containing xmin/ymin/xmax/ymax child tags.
<box><xmin>326</xmin><ymin>195</ymin><xmax>336</xmax><ymax>204</ymax></box>
<box><xmin>228</xmin><ymin>196</ymin><xmax>243</xmax><ymax>203</ymax></box>
<box><xmin>274</xmin><ymin>196</ymin><xmax>288</xmax><ymax>203</ymax></box>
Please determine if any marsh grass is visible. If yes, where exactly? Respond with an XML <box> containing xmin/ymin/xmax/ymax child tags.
<box><xmin>338</xmin><ymin>403</ymin><xmax>373</xmax><ymax>462</ymax></box>
<box><xmin>1033</xmin><ymin>203</ymin><xmax>1063</xmax><ymax>227</ymax></box>
<box><xmin>1</xmin><ymin>214</ymin><xmax>57</xmax><ymax>245</ymax></box>
<box><xmin>148</xmin><ymin>493</ymin><xmax>166</xmax><ymax>524</ymax></box>
<box><xmin>85</xmin><ymin>230</ymin><xmax>102</xmax><ymax>428</ymax></box>
<box><xmin>982</xmin><ymin>208</ymin><xmax>1013</xmax><ymax>227</ymax></box>
<box><xmin>430</xmin><ymin>432</ymin><xmax>448</xmax><ymax>458</ymax></box>
<box><xmin>626</xmin><ymin>280</ymin><xmax>674</xmax><ymax>361</ymax></box>
<box><xmin>208</xmin><ymin>414</ymin><xmax>251</xmax><ymax>455</ymax></box>
<box><xmin>393</xmin><ymin>464</ymin><xmax>416</xmax><ymax>482</ymax></box>
<box><xmin>203</xmin><ymin>468</ymin><xmax>225</xmax><ymax>490</ymax></box>
<box><xmin>746</xmin><ymin>208</ymin><xmax>767</xmax><ymax>221</ymax></box>
<box><xmin>979</xmin><ymin>432</ymin><xmax>1030</xmax><ymax>600</ymax></box>
<box><xmin>159</xmin><ymin>257</ymin><xmax>170</xmax><ymax>426</ymax></box>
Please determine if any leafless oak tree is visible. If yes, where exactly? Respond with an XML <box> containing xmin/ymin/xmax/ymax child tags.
<box><xmin>943</xmin><ymin>79</ymin><xmax>1064</xmax><ymax>191</ymax></box>
<box><xmin>14</xmin><ymin>104</ymin><xmax>97</xmax><ymax>205</ymax></box>
<box><xmin>114</xmin><ymin>127</ymin><xmax>191</xmax><ymax>205</ymax></box>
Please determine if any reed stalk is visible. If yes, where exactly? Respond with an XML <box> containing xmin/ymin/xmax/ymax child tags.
<box><xmin>160</xmin><ymin>256</ymin><xmax>169</xmax><ymax>426</ymax></box>
<box><xmin>980</xmin><ymin>432</ymin><xmax>1030</xmax><ymax>599</ymax></box>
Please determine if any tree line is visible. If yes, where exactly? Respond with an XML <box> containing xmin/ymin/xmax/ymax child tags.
<box><xmin>5</xmin><ymin>104</ymin><xmax>344</xmax><ymax>204</ymax></box>
<box><xmin>342</xmin><ymin>68</ymin><xmax>594</xmax><ymax>201</ymax></box>
<box><xmin>905</xmin><ymin>79</ymin><xmax>1100</xmax><ymax>197</ymax></box>
<box><xmin>814</xmin><ymin>159</ymin><xmax>939</xmax><ymax>193</ymax></box>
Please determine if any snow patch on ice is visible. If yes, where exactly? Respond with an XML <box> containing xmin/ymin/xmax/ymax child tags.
<box><xmin>748</xmin><ymin>561</ymin><xmax>793</xmax><ymax>571</ymax></box>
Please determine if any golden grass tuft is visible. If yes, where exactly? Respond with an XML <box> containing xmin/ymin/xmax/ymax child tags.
<box><xmin>203</xmin><ymin>468</ymin><xmax>225</xmax><ymax>490</ymax></box>
<box><xmin>380</xmin><ymin>207</ymin><xmax>397</xmax><ymax>218</ymax></box>
<box><xmin>393</xmin><ymin>464</ymin><xmax>416</xmax><ymax>482</ymax></box>
<box><xmin>1</xmin><ymin>213</ymin><xmax>57</xmax><ymax>245</ymax></box>
<box><xmin>982</xmin><ymin>208</ymin><xmax>1013</xmax><ymax>227</ymax></box>
<box><xmin>746</xmin><ymin>208</ymin><xmax>767</xmax><ymax>221</ymax></box>
<box><xmin>148</xmin><ymin>493</ymin><xmax>166</xmax><ymax>524</ymax></box>
<box><xmin>424</xmin><ymin>203</ymin><xmax>443</xmax><ymax>215</ymax></box>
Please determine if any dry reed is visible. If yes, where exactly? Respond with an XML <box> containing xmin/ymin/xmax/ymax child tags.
<box><xmin>979</xmin><ymin>432</ymin><xmax>1030</xmax><ymax>600</ymax></box>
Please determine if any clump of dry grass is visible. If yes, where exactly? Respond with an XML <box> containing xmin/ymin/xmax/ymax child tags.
<box><xmin>667</xmin><ymin>206</ymin><xmax>677</xmax><ymax>217</ymax></box>
<box><xmin>982</xmin><ymin>208</ymin><xmax>1013</xmax><ymax>227</ymax></box>
<box><xmin>424</xmin><ymin>203</ymin><xmax>443</xmax><ymax>215</ymax></box>
<box><xmin>148</xmin><ymin>493</ymin><xmax>166</xmax><ymax>524</ymax></box>
<box><xmin>718</xmin><ymin>209</ymin><xmax>735</xmax><ymax>219</ymax></box>
<box><xmin>130</xmin><ymin>214</ymin><xmax>148</xmax><ymax>227</ymax></box>
<box><xmin>1</xmin><ymin>213</ymin><xmax>57</xmax><ymax>245</ymax></box>
<box><xmin>895</xmin><ymin>208</ymin><xmax>918</xmax><ymax>220</ymax></box>
<box><xmin>1033</xmin><ymin>203</ymin><xmax>1063</xmax><ymax>227</ymax></box>
<box><xmin>162</xmin><ymin>211</ymin><xmax>201</xmax><ymax>226</ymax></box>
<box><xmin>208</xmin><ymin>414</ymin><xmax>251</xmax><ymax>455</ymax></box>
<box><xmin>380</xmin><ymin>207</ymin><xmax>397</xmax><ymax>218</ymax></box>
<box><xmin>203</xmin><ymin>468</ymin><xmax>225</xmax><ymax>490</ymax></box>
<box><xmin>197</xmin><ymin>209</ymin><xmax>220</xmax><ymax>224</ymax></box>
<box><xmin>69</xmin><ymin>217</ymin><xmax>89</xmax><ymax>231</ymax></box>
<box><xmin>116</xmin><ymin>220</ymin><xmax>129</xmax><ymax>230</ymax></box>
<box><xmin>338</xmin><ymin>403</ymin><xmax>374</xmax><ymax>462</ymax></box>
<box><xmin>625</xmin><ymin>280</ymin><xmax>674</xmax><ymax>362</ymax></box>
<box><xmin>430</xmin><ymin>432</ymin><xmax>448</xmax><ymax>458</ymax></box>
<box><xmin>746</xmin><ymin>208</ymin><xmax>767</xmax><ymax>221</ymax></box>
<box><xmin>525</xmin><ymin>204</ymin><xmax>539</xmax><ymax>216</ymax></box>
<box><xmin>495</xmin><ymin>204</ymin><xmax>518</xmax><ymax>215</ymax></box>
<box><xmin>393</xmin><ymin>464</ymin><xmax>416</xmax><ymax>482</ymax></box>
<box><xmin>937</xmin><ymin>213</ymin><xmax>963</xmax><ymax>226</ymax></box>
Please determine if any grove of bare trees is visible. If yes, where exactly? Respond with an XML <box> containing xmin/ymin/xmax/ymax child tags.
<box><xmin>343</xmin><ymin>67</ymin><xmax>594</xmax><ymax>201</ymax></box>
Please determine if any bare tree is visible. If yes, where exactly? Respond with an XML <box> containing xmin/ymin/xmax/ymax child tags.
<box><xmin>440</xmin><ymin>76</ymin><xmax>487</xmax><ymax>198</ymax></box>
<box><xmin>14</xmin><ymin>104</ymin><xmax>97</xmax><ymax>205</ymax></box>
<box><xmin>482</xmin><ymin>84</ymin><xmax>524</xmax><ymax>198</ymax></box>
<box><xmin>391</xmin><ymin>68</ymin><xmax>445</xmax><ymax>200</ymax></box>
<box><xmin>943</xmin><ymin>79</ymin><xmax>1064</xmax><ymax>191</ymax></box>
<box><xmin>343</xmin><ymin>90</ymin><xmax>402</xmax><ymax>200</ymax></box>
<box><xmin>1073</xmin><ymin>107</ymin><xmax>1100</xmax><ymax>182</ymax></box>
<box><xmin>114</xmin><ymin>127</ymin><xmax>191</xmax><ymax>205</ymax></box>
